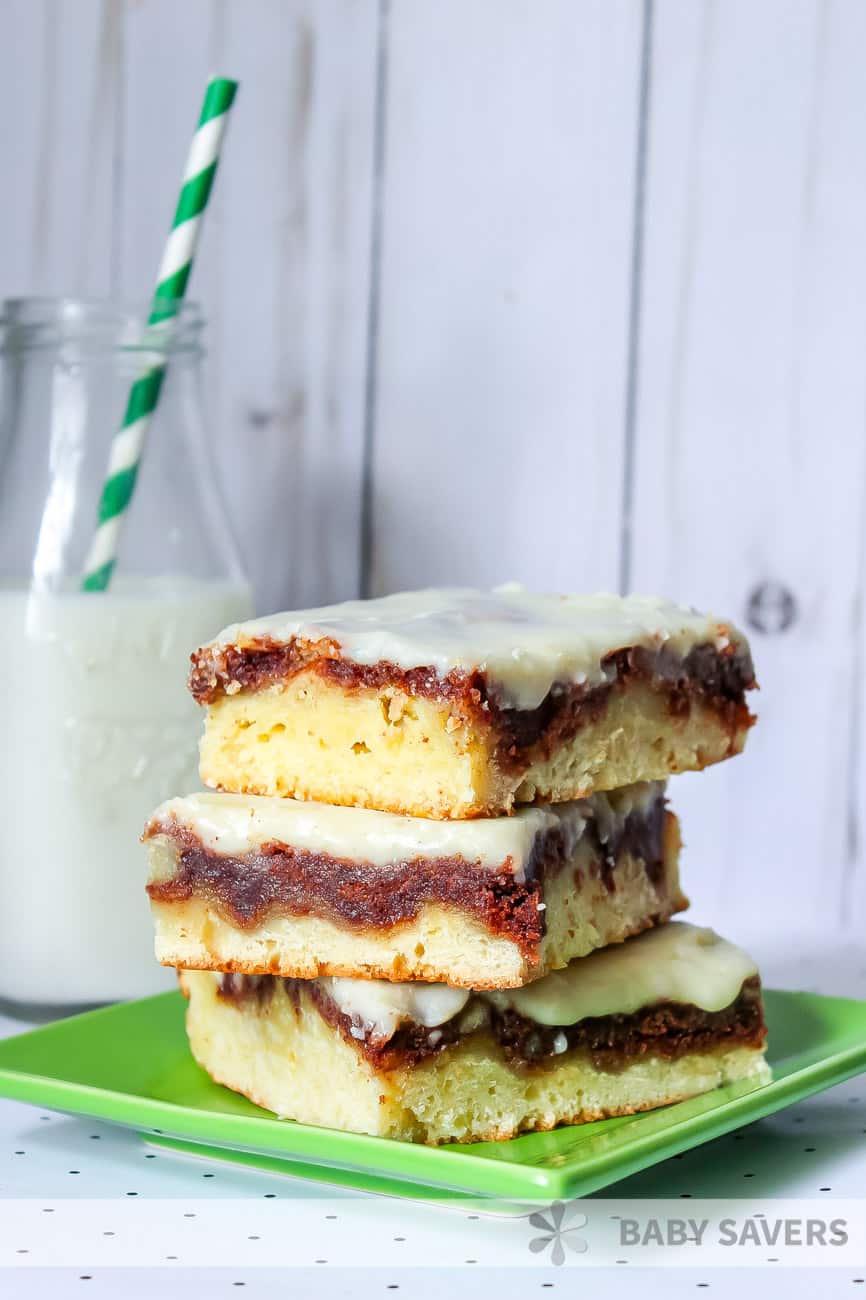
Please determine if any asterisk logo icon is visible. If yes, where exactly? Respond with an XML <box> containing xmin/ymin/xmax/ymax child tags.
<box><xmin>527</xmin><ymin>1201</ymin><xmax>589</xmax><ymax>1265</ymax></box>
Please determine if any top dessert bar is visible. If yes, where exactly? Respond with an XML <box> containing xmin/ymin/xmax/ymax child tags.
<box><xmin>189</xmin><ymin>586</ymin><xmax>756</xmax><ymax>820</ymax></box>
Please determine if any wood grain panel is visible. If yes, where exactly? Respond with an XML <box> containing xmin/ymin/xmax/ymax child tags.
<box><xmin>0</xmin><ymin>0</ymin><xmax>121</xmax><ymax>296</ymax></box>
<box><xmin>629</xmin><ymin>0</ymin><xmax>866</xmax><ymax>933</ymax></box>
<box><xmin>366</xmin><ymin>0</ymin><xmax>644</xmax><ymax>596</ymax></box>
<box><xmin>848</xmin><ymin>483</ymin><xmax>866</xmax><ymax>932</ymax></box>
<box><xmin>117</xmin><ymin>0</ymin><xmax>218</xmax><ymax>303</ymax></box>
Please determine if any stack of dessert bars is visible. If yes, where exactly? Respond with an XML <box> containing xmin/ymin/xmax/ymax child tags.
<box><xmin>143</xmin><ymin>588</ymin><xmax>769</xmax><ymax>1145</ymax></box>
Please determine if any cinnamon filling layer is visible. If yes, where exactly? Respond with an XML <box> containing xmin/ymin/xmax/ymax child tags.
<box><xmin>147</xmin><ymin>796</ymin><xmax>670</xmax><ymax>958</ymax></box>
<box><xmin>188</xmin><ymin>637</ymin><xmax>755</xmax><ymax>772</ymax></box>
<box><xmin>216</xmin><ymin>974</ymin><xmax>766</xmax><ymax>1074</ymax></box>
<box><xmin>493</xmin><ymin>644</ymin><xmax>754</xmax><ymax>772</ymax></box>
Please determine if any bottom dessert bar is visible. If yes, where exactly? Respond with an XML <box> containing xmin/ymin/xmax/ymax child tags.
<box><xmin>178</xmin><ymin>923</ymin><xmax>770</xmax><ymax>1145</ymax></box>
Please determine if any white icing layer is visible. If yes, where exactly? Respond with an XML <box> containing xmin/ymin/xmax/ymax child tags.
<box><xmin>202</xmin><ymin>585</ymin><xmax>749</xmax><ymax>710</ymax></box>
<box><xmin>496</xmin><ymin>923</ymin><xmax>758</xmax><ymax>1025</ymax></box>
<box><xmin>314</xmin><ymin>924</ymin><xmax>758</xmax><ymax>1041</ymax></box>
<box><xmin>147</xmin><ymin>783</ymin><xmax>663</xmax><ymax>882</ymax></box>
<box><xmin>321</xmin><ymin>978</ymin><xmax>471</xmax><ymax>1044</ymax></box>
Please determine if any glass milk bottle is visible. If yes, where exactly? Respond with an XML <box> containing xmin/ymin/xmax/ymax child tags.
<box><xmin>0</xmin><ymin>299</ymin><xmax>252</xmax><ymax>1017</ymax></box>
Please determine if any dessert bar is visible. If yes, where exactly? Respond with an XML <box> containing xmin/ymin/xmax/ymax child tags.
<box><xmin>189</xmin><ymin>587</ymin><xmax>755</xmax><ymax>819</ymax></box>
<box><xmin>179</xmin><ymin>923</ymin><xmax>769</xmax><ymax>1144</ymax></box>
<box><xmin>145</xmin><ymin>782</ymin><xmax>686</xmax><ymax>988</ymax></box>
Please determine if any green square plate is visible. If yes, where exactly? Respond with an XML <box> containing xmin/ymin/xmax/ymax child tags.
<box><xmin>0</xmin><ymin>988</ymin><xmax>864</xmax><ymax>1201</ymax></box>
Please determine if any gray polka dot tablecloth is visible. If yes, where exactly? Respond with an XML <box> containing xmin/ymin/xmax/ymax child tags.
<box><xmin>1</xmin><ymin>933</ymin><xmax>864</xmax><ymax>1298</ymax></box>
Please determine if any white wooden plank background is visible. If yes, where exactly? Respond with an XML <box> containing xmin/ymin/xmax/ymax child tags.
<box><xmin>366</xmin><ymin>0</ymin><xmax>643</xmax><ymax>595</ymax></box>
<box><xmin>0</xmin><ymin>0</ymin><xmax>120</xmax><ymax>297</ymax></box>
<box><xmin>1</xmin><ymin>0</ymin><xmax>864</xmax><ymax>931</ymax></box>
<box><xmin>630</xmin><ymin>0</ymin><xmax>866</xmax><ymax>934</ymax></box>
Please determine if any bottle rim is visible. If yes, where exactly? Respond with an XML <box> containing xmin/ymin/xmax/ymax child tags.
<box><xmin>0</xmin><ymin>297</ymin><xmax>204</xmax><ymax>355</ymax></box>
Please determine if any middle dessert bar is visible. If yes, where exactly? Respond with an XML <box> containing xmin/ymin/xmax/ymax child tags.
<box><xmin>144</xmin><ymin>781</ymin><xmax>686</xmax><ymax>989</ymax></box>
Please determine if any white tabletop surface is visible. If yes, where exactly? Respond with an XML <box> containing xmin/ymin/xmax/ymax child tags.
<box><xmin>1</xmin><ymin>931</ymin><xmax>864</xmax><ymax>1298</ymax></box>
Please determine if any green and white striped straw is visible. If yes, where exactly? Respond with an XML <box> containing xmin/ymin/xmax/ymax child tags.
<box><xmin>81</xmin><ymin>76</ymin><xmax>238</xmax><ymax>592</ymax></box>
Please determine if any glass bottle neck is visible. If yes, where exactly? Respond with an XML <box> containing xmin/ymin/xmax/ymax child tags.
<box><xmin>0</xmin><ymin>297</ymin><xmax>204</xmax><ymax>360</ymax></box>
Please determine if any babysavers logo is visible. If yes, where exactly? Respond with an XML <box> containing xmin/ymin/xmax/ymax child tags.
<box><xmin>523</xmin><ymin>1200</ymin><xmax>863</xmax><ymax>1268</ymax></box>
